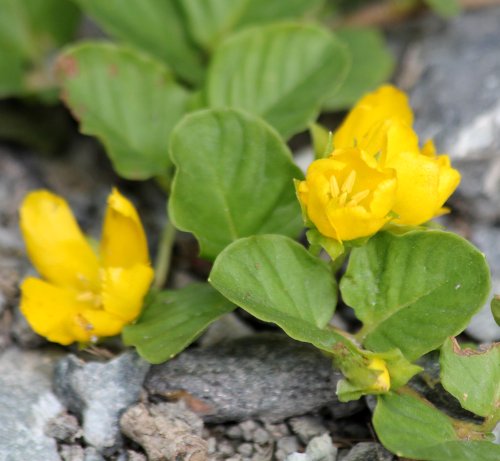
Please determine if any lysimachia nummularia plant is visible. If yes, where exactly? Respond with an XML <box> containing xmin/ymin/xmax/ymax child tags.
<box><xmin>14</xmin><ymin>1</ymin><xmax>499</xmax><ymax>459</ymax></box>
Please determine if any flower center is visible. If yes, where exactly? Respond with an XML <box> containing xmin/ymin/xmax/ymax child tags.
<box><xmin>329</xmin><ymin>170</ymin><xmax>370</xmax><ymax>207</ymax></box>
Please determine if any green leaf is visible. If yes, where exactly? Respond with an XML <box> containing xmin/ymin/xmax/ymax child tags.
<box><xmin>440</xmin><ymin>338</ymin><xmax>500</xmax><ymax>420</ymax></box>
<box><xmin>340</xmin><ymin>230</ymin><xmax>491</xmax><ymax>361</ymax></box>
<box><xmin>206</xmin><ymin>23</ymin><xmax>349</xmax><ymax>138</ymax></box>
<box><xmin>309</xmin><ymin>123</ymin><xmax>332</xmax><ymax>159</ymax></box>
<box><xmin>209</xmin><ymin>234</ymin><xmax>339</xmax><ymax>350</ymax></box>
<box><xmin>374</xmin><ymin>392</ymin><xmax>500</xmax><ymax>461</ymax></box>
<box><xmin>169</xmin><ymin>108</ymin><xmax>303</xmax><ymax>260</ymax></box>
<box><xmin>491</xmin><ymin>296</ymin><xmax>500</xmax><ymax>326</ymax></box>
<box><xmin>0</xmin><ymin>0</ymin><xmax>80</xmax><ymax>97</ymax></box>
<box><xmin>73</xmin><ymin>0</ymin><xmax>204</xmax><ymax>85</ymax></box>
<box><xmin>123</xmin><ymin>283</ymin><xmax>235</xmax><ymax>364</ymax></box>
<box><xmin>324</xmin><ymin>27</ymin><xmax>394</xmax><ymax>111</ymax></box>
<box><xmin>58</xmin><ymin>42</ymin><xmax>190</xmax><ymax>180</ymax></box>
<box><xmin>425</xmin><ymin>0</ymin><xmax>460</xmax><ymax>17</ymax></box>
<box><xmin>236</xmin><ymin>0</ymin><xmax>325</xmax><ymax>27</ymax></box>
<box><xmin>180</xmin><ymin>0</ymin><xmax>325</xmax><ymax>51</ymax></box>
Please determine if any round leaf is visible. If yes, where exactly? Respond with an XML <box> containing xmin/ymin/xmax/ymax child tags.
<box><xmin>374</xmin><ymin>392</ymin><xmax>500</xmax><ymax>461</ymax></box>
<box><xmin>180</xmin><ymin>0</ymin><xmax>326</xmax><ymax>51</ymax></box>
<box><xmin>209</xmin><ymin>235</ymin><xmax>338</xmax><ymax>349</ymax></box>
<box><xmin>206</xmin><ymin>23</ymin><xmax>349</xmax><ymax>138</ymax></box>
<box><xmin>440</xmin><ymin>338</ymin><xmax>500</xmax><ymax>419</ymax></box>
<box><xmin>169</xmin><ymin>108</ymin><xmax>303</xmax><ymax>260</ymax></box>
<box><xmin>123</xmin><ymin>284</ymin><xmax>235</xmax><ymax>364</ymax></box>
<box><xmin>58</xmin><ymin>42</ymin><xmax>190</xmax><ymax>179</ymax></box>
<box><xmin>73</xmin><ymin>0</ymin><xmax>204</xmax><ymax>85</ymax></box>
<box><xmin>340</xmin><ymin>230</ymin><xmax>491</xmax><ymax>361</ymax></box>
<box><xmin>324</xmin><ymin>27</ymin><xmax>394</xmax><ymax>111</ymax></box>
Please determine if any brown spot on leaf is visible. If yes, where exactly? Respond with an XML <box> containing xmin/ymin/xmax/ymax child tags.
<box><xmin>56</xmin><ymin>55</ymin><xmax>79</xmax><ymax>79</ymax></box>
<box><xmin>108</xmin><ymin>64</ymin><xmax>118</xmax><ymax>77</ymax></box>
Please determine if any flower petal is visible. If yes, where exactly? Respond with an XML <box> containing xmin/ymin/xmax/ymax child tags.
<box><xmin>100</xmin><ymin>189</ymin><xmax>150</xmax><ymax>268</ymax></box>
<box><xmin>334</xmin><ymin>85</ymin><xmax>413</xmax><ymax>154</ymax></box>
<box><xmin>78</xmin><ymin>309</ymin><xmax>126</xmax><ymax>338</ymax></box>
<box><xmin>20</xmin><ymin>277</ymin><xmax>91</xmax><ymax>345</ymax></box>
<box><xmin>101</xmin><ymin>264</ymin><xmax>154</xmax><ymax>323</ymax></box>
<box><xmin>19</xmin><ymin>190</ymin><xmax>100</xmax><ymax>290</ymax></box>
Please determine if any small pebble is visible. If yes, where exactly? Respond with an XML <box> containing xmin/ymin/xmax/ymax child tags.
<box><xmin>207</xmin><ymin>437</ymin><xmax>217</xmax><ymax>454</ymax></box>
<box><xmin>253</xmin><ymin>427</ymin><xmax>271</xmax><ymax>445</ymax></box>
<box><xmin>218</xmin><ymin>440</ymin><xmax>236</xmax><ymax>456</ymax></box>
<box><xmin>227</xmin><ymin>425</ymin><xmax>244</xmax><ymax>439</ymax></box>
<box><xmin>125</xmin><ymin>451</ymin><xmax>147</xmax><ymax>461</ymax></box>
<box><xmin>237</xmin><ymin>443</ymin><xmax>254</xmax><ymax>456</ymax></box>
<box><xmin>60</xmin><ymin>444</ymin><xmax>84</xmax><ymax>461</ymax></box>
<box><xmin>240</xmin><ymin>420</ymin><xmax>258</xmax><ymax>441</ymax></box>
<box><xmin>289</xmin><ymin>416</ymin><xmax>328</xmax><ymax>444</ymax></box>
<box><xmin>45</xmin><ymin>413</ymin><xmax>81</xmax><ymax>443</ymax></box>
<box><xmin>83</xmin><ymin>447</ymin><xmax>105</xmax><ymax>461</ymax></box>
<box><xmin>264</xmin><ymin>422</ymin><xmax>291</xmax><ymax>440</ymax></box>
<box><xmin>277</xmin><ymin>436</ymin><xmax>301</xmax><ymax>456</ymax></box>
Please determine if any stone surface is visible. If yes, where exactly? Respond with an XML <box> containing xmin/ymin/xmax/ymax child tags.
<box><xmin>465</xmin><ymin>224</ymin><xmax>500</xmax><ymax>341</ymax></box>
<box><xmin>120</xmin><ymin>401</ymin><xmax>207</xmax><ymax>461</ymax></box>
<box><xmin>0</xmin><ymin>347</ymin><xmax>64</xmax><ymax>461</ymax></box>
<box><xmin>392</xmin><ymin>7</ymin><xmax>500</xmax><ymax>222</ymax></box>
<box><xmin>289</xmin><ymin>416</ymin><xmax>328</xmax><ymax>444</ymax></box>
<box><xmin>53</xmin><ymin>351</ymin><xmax>150</xmax><ymax>454</ymax></box>
<box><xmin>276</xmin><ymin>436</ymin><xmax>301</xmax><ymax>460</ymax></box>
<box><xmin>198</xmin><ymin>312</ymin><xmax>255</xmax><ymax>348</ymax></box>
<box><xmin>45</xmin><ymin>412</ymin><xmax>81</xmax><ymax>443</ymax></box>
<box><xmin>339</xmin><ymin>442</ymin><xmax>393</xmax><ymax>461</ymax></box>
<box><xmin>286</xmin><ymin>434</ymin><xmax>337</xmax><ymax>461</ymax></box>
<box><xmin>145</xmin><ymin>334</ymin><xmax>342</xmax><ymax>423</ymax></box>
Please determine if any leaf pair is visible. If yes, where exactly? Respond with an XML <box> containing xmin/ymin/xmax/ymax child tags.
<box><xmin>59</xmin><ymin>22</ymin><xmax>348</xmax><ymax>179</ymax></box>
<box><xmin>374</xmin><ymin>339</ymin><xmax>500</xmax><ymax>460</ymax></box>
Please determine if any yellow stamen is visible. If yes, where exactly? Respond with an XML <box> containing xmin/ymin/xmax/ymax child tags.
<box><xmin>338</xmin><ymin>191</ymin><xmax>348</xmax><ymax>207</ymax></box>
<box><xmin>330</xmin><ymin>176</ymin><xmax>340</xmax><ymax>197</ymax></box>
<box><xmin>342</xmin><ymin>170</ymin><xmax>356</xmax><ymax>194</ymax></box>
<box><xmin>350</xmin><ymin>189</ymin><xmax>370</xmax><ymax>205</ymax></box>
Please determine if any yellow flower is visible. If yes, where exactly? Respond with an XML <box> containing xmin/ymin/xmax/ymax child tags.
<box><xmin>296</xmin><ymin>147</ymin><xmax>397</xmax><ymax>242</ymax></box>
<box><xmin>333</xmin><ymin>84</ymin><xmax>461</xmax><ymax>226</ymax></box>
<box><xmin>367</xmin><ymin>357</ymin><xmax>391</xmax><ymax>393</ymax></box>
<box><xmin>380</xmin><ymin>122</ymin><xmax>461</xmax><ymax>225</ymax></box>
<box><xmin>19</xmin><ymin>188</ymin><xmax>154</xmax><ymax>345</ymax></box>
<box><xmin>333</xmin><ymin>84</ymin><xmax>413</xmax><ymax>153</ymax></box>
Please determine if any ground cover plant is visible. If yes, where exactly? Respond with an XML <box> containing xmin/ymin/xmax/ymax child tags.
<box><xmin>2</xmin><ymin>1</ymin><xmax>499</xmax><ymax>460</ymax></box>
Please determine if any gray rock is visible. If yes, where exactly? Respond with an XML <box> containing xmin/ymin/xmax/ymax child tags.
<box><xmin>289</xmin><ymin>416</ymin><xmax>328</xmax><ymax>444</ymax></box>
<box><xmin>83</xmin><ymin>447</ymin><xmax>105</xmax><ymax>461</ymax></box>
<box><xmin>393</xmin><ymin>7</ymin><xmax>500</xmax><ymax>222</ymax></box>
<box><xmin>120</xmin><ymin>401</ymin><xmax>207</xmax><ymax>461</ymax></box>
<box><xmin>45</xmin><ymin>412</ymin><xmax>81</xmax><ymax>443</ymax></box>
<box><xmin>198</xmin><ymin>312</ymin><xmax>254</xmax><ymax>348</ymax></box>
<box><xmin>218</xmin><ymin>440</ymin><xmax>236</xmax><ymax>457</ymax></box>
<box><xmin>145</xmin><ymin>334</ymin><xmax>342</xmax><ymax>423</ymax></box>
<box><xmin>60</xmin><ymin>444</ymin><xmax>84</xmax><ymax>461</ymax></box>
<box><xmin>339</xmin><ymin>442</ymin><xmax>393</xmax><ymax>461</ymax></box>
<box><xmin>11</xmin><ymin>304</ymin><xmax>45</xmax><ymax>348</ymax></box>
<box><xmin>276</xmin><ymin>436</ymin><xmax>301</xmax><ymax>460</ymax></box>
<box><xmin>237</xmin><ymin>443</ymin><xmax>254</xmax><ymax>456</ymax></box>
<box><xmin>0</xmin><ymin>347</ymin><xmax>64</xmax><ymax>461</ymax></box>
<box><xmin>53</xmin><ymin>351</ymin><xmax>150</xmax><ymax>454</ymax></box>
<box><xmin>286</xmin><ymin>434</ymin><xmax>337</xmax><ymax>461</ymax></box>
<box><xmin>240</xmin><ymin>420</ymin><xmax>259</xmax><ymax>441</ymax></box>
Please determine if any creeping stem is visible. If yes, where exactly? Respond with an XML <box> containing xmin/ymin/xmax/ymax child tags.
<box><xmin>154</xmin><ymin>218</ymin><xmax>176</xmax><ymax>289</ymax></box>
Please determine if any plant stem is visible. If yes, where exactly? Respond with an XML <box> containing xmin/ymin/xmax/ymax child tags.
<box><xmin>154</xmin><ymin>219</ymin><xmax>176</xmax><ymax>289</ymax></box>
